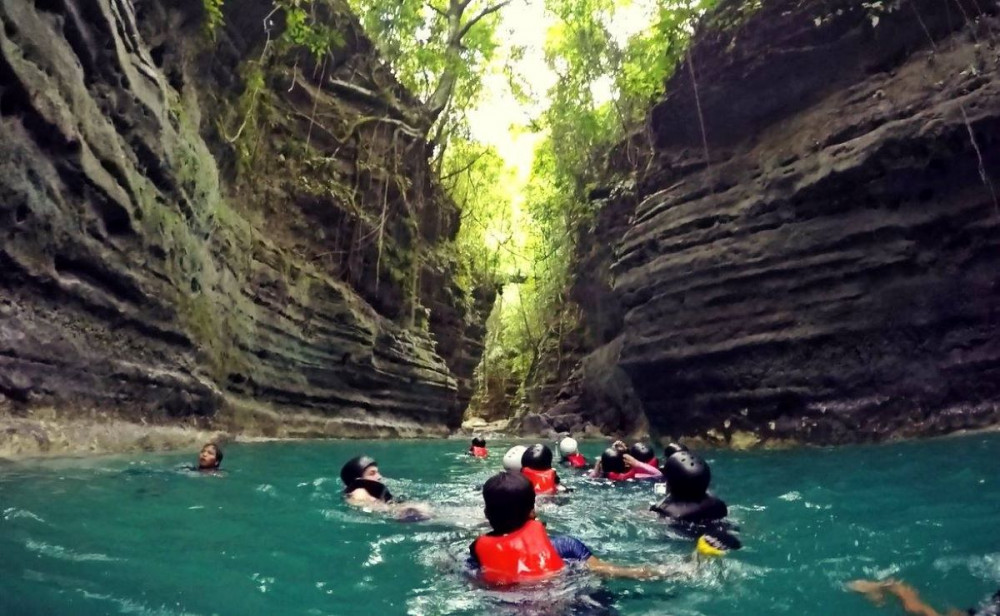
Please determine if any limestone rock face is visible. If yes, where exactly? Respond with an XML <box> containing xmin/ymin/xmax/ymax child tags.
<box><xmin>557</xmin><ymin>0</ymin><xmax>1000</xmax><ymax>444</ymax></box>
<box><xmin>0</xmin><ymin>0</ymin><xmax>486</xmax><ymax>438</ymax></box>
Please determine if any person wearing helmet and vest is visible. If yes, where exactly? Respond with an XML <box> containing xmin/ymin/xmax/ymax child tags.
<box><xmin>589</xmin><ymin>446</ymin><xmax>663</xmax><ymax>481</ymax></box>
<box><xmin>468</xmin><ymin>437</ymin><xmax>488</xmax><ymax>458</ymax></box>
<box><xmin>557</xmin><ymin>437</ymin><xmax>589</xmax><ymax>469</ymax></box>
<box><xmin>520</xmin><ymin>444</ymin><xmax>566</xmax><ymax>495</ymax></box>
<box><xmin>340</xmin><ymin>455</ymin><xmax>431</xmax><ymax>521</ymax></box>
<box><xmin>468</xmin><ymin>471</ymin><xmax>681</xmax><ymax>586</ymax></box>
<box><xmin>651</xmin><ymin>451</ymin><xmax>741</xmax><ymax>553</ymax></box>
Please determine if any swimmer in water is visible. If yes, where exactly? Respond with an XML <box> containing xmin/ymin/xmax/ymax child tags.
<box><xmin>520</xmin><ymin>444</ymin><xmax>567</xmax><ymax>495</ymax></box>
<box><xmin>468</xmin><ymin>471</ymin><xmax>687</xmax><ymax>585</ymax></box>
<box><xmin>195</xmin><ymin>442</ymin><xmax>223</xmax><ymax>471</ymax></box>
<box><xmin>589</xmin><ymin>447</ymin><xmax>663</xmax><ymax>481</ymax></box>
<box><xmin>850</xmin><ymin>579</ymin><xmax>1000</xmax><ymax>616</ymax></box>
<box><xmin>558</xmin><ymin>437</ymin><xmax>589</xmax><ymax>469</ymax></box>
<box><xmin>340</xmin><ymin>455</ymin><xmax>431</xmax><ymax>521</ymax></box>
<box><xmin>650</xmin><ymin>451</ymin><xmax>741</xmax><ymax>550</ymax></box>
<box><xmin>502</xmin><ymin>445</ymin><xmax>528</xmax><ymax>471</ymax></box>
<box><xmin>469</xmin><ymin>437</ymin><xmax>488</xmax><ymax>458</ymax></box>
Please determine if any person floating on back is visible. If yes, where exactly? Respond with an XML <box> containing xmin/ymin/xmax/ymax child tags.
<box><xmin>469</xmin><ymin>471</ymin><xmax>681</xmax><ymax>586</ymax></box>
<box><xmin>195</xmin><ymin>442</ymin><xmax>223</xmax><ymax>472</ymax></box>
<box><xmin>340</xmin><ymin>455</ymin><xmax>431</xmax><ymax>521</ymax></box>
<box><xmin>558</xmin><ymin>437</ymin><xmax>589</xmax><ymax>469</ymax></box>
<box><xmin>520</xmin><ymin>444</ymin><xmax>564</xmax><ymax>495</ymax></box>
<box><xmin>468</xmin><ymin>437</ymin><xmax>488</xmax><ymax>458</ymax></box>
<box><xmin>589</xmin><ymin>447</ymin><xmax>663</xmax><ymax>481</ymax></box>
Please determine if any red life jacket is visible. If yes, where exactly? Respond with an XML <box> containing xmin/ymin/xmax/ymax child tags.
<box><xmin>566</xmin><ymin>453</ymin><xmax>587</xmax><ymax>468</ymax></box>
<box><xmin>473</xmin><ymin>519</ymin><xmax>565</xmax><ymax>585</ymax></box>
<box><xmin>521</xmin><ymin>467</ymin><xmax>557</xmax><ymax>495</ymax></box>
<box><xmin>607</xmin><ymin>468</ymin><xmax>637</xmax><ymax>481</ymax></box>
<box><xmin>471</xmin><ymin>446</ymin><xmax>488</xmax><ymax>458</ymax></box>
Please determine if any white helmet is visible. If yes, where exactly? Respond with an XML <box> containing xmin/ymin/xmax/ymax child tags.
<box><xmin>502</xmin><ymin>445</ymin><xmax>527</xmax><ymax>471</ymax></box>
<box><xmin>558</xmin><ymin>437</ymin><xmax>578</xmax><ymax>456</ymax></box>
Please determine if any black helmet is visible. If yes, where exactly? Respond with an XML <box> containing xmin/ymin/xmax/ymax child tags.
<box><xmin>663</xmin><ymin>442</ymin><xmax>689</xmax><ymax>460</ymax></box>
<box><xmin>472</xmin><ymin>436</ymin><xmax>486</xmax><ymax>447</ymax></box>
<box><xmin>340</xmin><ymin>455</ymin><xmax>377</xmax><ymax>486</ymax></box>
<box><xmin>629</xmin><ymin>442</ymin><xmax>655</xmax><ymax>463</ymax></box>
<box><xmin>600</xmin><ymin>447</ymin><xmax>626</xmax><ymax>474</ymax></box>
<box><xmin>521</xmin><ymin>443</ymin><xmax>553</xmax><ymax>470</ymax></box>
<box><xmin>663</xmin><ymin>452</ymin><xmax>710</xmax><ymax>500</ymax></box>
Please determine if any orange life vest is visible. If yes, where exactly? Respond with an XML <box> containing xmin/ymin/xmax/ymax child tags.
<box><xmin>473</xmin><ymin>519</ymin><xmax>565</xmax><ymax>585</ymax></box>
<box><xmin>471</xmin><ymin>446</ymin><xmax>488</xmax><ymax>458</ymax></box>
<box><xmin>521</xmin><ymin>468</ymin><xmax>557</xmax><ymax>495</ymax></box>
<box><xmin>565</xmin><ymin>453</ymin><xmax>587</xmax><ymax>468</ymax></box>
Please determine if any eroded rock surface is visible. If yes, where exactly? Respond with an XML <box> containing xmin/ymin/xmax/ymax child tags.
<box><xmin>0</xmin><ymin>0</ymin><xmax>486</xmax><ymax>444</ymax></box>
<box><xmin>546</xmin><ymin>0</ymin><xmax>1000</xmax><ymax>444</ymax></box>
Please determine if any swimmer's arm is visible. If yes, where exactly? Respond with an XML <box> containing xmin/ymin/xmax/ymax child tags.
<box><xmin>585</xmin><ymin>557</ymin><xmax>684</xmax><ymax>580</ymax></box>
<box><xmin>588</xmin><ymin>459</ymin><xmax>603</xmax><ymax>479</ymax></box>
<box><xmin>849</xmin><ymin>579</ymin><xmax>950</xmax><ymax>616</ymax></box>
<box><xmin>622</xmin><ymin>454</ymin><xmax>662</xmax><ymax>478</ymax></box>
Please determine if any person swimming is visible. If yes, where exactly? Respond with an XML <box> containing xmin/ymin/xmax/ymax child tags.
<box><xmin>195</xmin><ymin>442</ymin><xmax>223</xmax><ymax>471</ymax></box>
<box><xmin>628</xmin><ymin>442</ymin><xmax>659</xmax><ymax>470</ymax></box>
<box><xmin>589</xmin><ymin>447</ymin><xmax>662</xmax><ymax>481</ymax></box>
<box><xmin>340</xmin><ymin>455</ymin><xmax>431</xmax><ymax>521</ymax></box>
<box><xmin>558</xmin><ymin>437</ymin><xmax>589</xmax><ymax>469</ymax></box>
<box><xmin>650</xmin><ymin>451</ymin><xmax>740</xmax><ymax>549</ymax></box>
<box><xmin>520</xmin><ymin>444</ymin><xmax>565</xmax><ymax>495</ymax></box>
<box><xmin>502</xmin><ymin>445</ymin><xmax>528</xmax><ymax>471</ymax></box>
<box><xmin>469</xmin><ymin>437</ymin><xmax>488</xmax><ymax>458</ymax></box>
<box><xmin>468</xmin><ymin>471</ymin><xmax>683</xmax><ymax>586</ymax></box>
<box><xmin>850</xmin><ymin>579</ymin><xmax>1000</xmax><ymax>616</ymax></box>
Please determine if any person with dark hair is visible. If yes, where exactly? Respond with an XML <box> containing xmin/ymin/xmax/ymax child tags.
<box><xmin>520</xmin><ymin>444</ymin><xmax>565</xmax><ymax>495</ymax></box>
<box><xmin>196</xmin><ymin>443</ymin><xmax>223</xmax><ymax>471</ymax></box>
<box><xmin>469</xmin><ymin>472</ymin><xmax>682</xmax><ymax>586</ymax></box>
<box><xmin>628</xmin><ymin>442</ymin><xmax>659</xmax><ymax>469</ymax></box>
<box><xmin>340</xmin><ymin>455</ymin><xmax>431</xmax><ymax>521</ymax></box>
<box><xmin>468</xmin><ymin>437</ymin><xmax>488</xmax><ymax>458</ymax></box>
<box><xmin>849</xmin><ymin>579</ymin><xmax>1000</xmax><ymax>616</ymax></box>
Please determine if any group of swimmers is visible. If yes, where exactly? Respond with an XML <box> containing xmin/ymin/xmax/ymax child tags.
<box><xmin>191</xmin><ymin>438</ymin><xmax>1000</xmax><ymax>613</ymax></box>
<box><xmin>340</xmin><ymin>436</ymin><xmax>739</xmax><ymax>587</ymax></box>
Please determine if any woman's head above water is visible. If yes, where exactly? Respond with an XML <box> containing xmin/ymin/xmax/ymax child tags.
<box><xmin>197</xmin><ymin>443</ymin><xmax>223</xmax><ymax>470</ymax></box>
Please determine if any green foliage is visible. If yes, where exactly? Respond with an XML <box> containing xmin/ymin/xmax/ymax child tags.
<box><xmin>202</xmin><ymin>0</ymin><xmax>225</xmax><ymax>38</ymax></box>
<box><xmin>281</xmin><ymin>1</ymin><xmax>346</xmax><ymax>60</ymax></box>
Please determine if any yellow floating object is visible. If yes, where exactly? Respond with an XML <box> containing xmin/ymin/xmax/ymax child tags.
<box><xmin>696</xmin><ymin>535</ymin><xmax>727</xmax><ymax>557</ymax></box>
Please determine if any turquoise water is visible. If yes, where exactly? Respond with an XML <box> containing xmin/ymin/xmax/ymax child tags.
<box><xmin>1</xmin><ymin>434</ymin><xmax>999</xmax><ymax>615</ymax></box>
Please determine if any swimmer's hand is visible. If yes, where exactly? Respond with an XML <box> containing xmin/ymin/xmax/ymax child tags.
<box><xmin>612</xmin><ymin>440</ymin><xmax>627</xmax><ymax>453</ymax></box>
<box><xmin>848</xmin><ymin>579</ymin><xmax>896</xmax><ymax>605</ymax></box>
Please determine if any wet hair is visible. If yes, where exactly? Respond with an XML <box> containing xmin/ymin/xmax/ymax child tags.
<box><xmin>203</xmin><ymin>442</ymin><xmax>223</xmax><ymax>466</ymax></box>
<box><xmin>472</xmin><ymin>436</ymin><xmax>486</xmax><ymax>447</ymax></box>
<box><xmin>520</xmin><ymin>443</ymin><xmax>553</xmax><ymax>470</ymax></box>
<box><xmin>600</xmin><ymin>447</ymin><xmax>626</xmax><ymax>474</ymax></box>
<box><xmin>340</xmin><ymin>455</ymin><xmax>377</xmax><ymax>487</ymax></box>
<box><xmin>482</xmin><ymin>471</ymin><xmax>535</xmax><ymax>534</ymax></box>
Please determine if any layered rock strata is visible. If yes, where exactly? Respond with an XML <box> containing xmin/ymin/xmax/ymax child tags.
<box><xmin>0</xmin><ymin>0</ymin><xmax>484</xmax><ymax>446</ymax></box>
<box><xmin>540</xmin><ymin>0</ymin><xmax>1000</xmax><ymax>444</ymax></box>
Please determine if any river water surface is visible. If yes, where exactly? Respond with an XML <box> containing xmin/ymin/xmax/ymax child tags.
<box><xmin>2</xmin><ymin>435</ymin><xmax>998</xmax><ymax>615</ymax></box>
